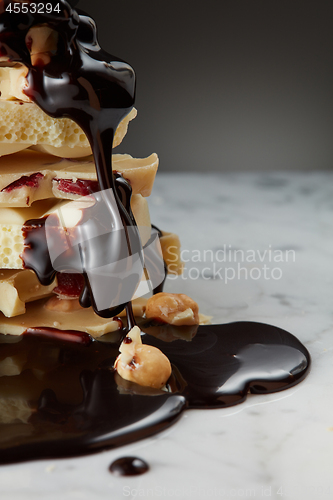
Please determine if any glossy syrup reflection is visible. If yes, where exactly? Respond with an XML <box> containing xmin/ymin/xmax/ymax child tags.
<box><xmin>0</xmin><ymin>0</ymin><xmax>140</xmax><ymax>319</ymax></box>
<box><xmin>0</xmin><ymin>321</ymin><xmax>310</xmax><ymax>464</ymax></box>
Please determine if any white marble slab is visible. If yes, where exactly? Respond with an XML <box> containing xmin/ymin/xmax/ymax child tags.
<box><xmin>2</xmin><ymin>171</ymin><xmax>333</xmax><ymax>500</ymax></box>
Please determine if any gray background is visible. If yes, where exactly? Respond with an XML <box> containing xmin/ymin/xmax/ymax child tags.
<box><xmin>77</xmin><ymin>0</ymin><xmax>333</xmax><ymax>172</ymax></box>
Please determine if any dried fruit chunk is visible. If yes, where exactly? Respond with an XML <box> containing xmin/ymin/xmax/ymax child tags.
<box><xmin>0</xmin><ymin>65</ymin><xmax>29</xmax><ymax>102</ymax></box>
<box><xmin>0</xmin><ymin>150</ymin><xmax>158</xmax><ymax>207</ymax></box>
<box><xmin>53</xmin><ymin>272</ymin><xmax>84</xmax><ymax>299</ymax></box>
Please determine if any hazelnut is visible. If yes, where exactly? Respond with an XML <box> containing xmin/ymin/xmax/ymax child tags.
<box><xmin>145</xmin><ymin>293</ymin><xmax>199</xmax><ymax>326</ymax></box>
<box><xmin>45</xmin><ymin>296</ymin><xmax>83</xmax><ymax>312</ymax></box>
<box><xmin>114</xmin><ymin>326</ymin><xmax>172</xmax><ymax>389</ymax></box>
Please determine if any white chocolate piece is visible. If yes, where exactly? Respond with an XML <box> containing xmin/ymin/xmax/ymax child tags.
<box><xmin>0</xmin><ymin>198</ymin><xmax>57</xmax><ymax>269</ymax></box>
<box><xmin>0</xmin><ymin>269</ymin><xmax>55</xmax><ymax>317</ymax></box>
<box><xmin>114</xmin><ymin>326</ymin><xmax>172</xmax><ymax>389</ymax></box>
<box><xmin>0</xmin><ymin>194</ymin><xmax>151</xmax><ymax>269</ymax></box>
<box><xmin>131</xmin><ymin>194</ymin><xmax>151</xmax><ymax>245</ymax></box>
<box><xmin>0</xmin><ymin>65</ymin><xmax>30</xmax><ymax>102</ymax></box>
<box><xmin>198</xmin><ymin>313</ymin><xmax>212</xmax><ymax>325</ymax></box>
<box><xmin>0</xmin><ymin>397</ymin><xmax>32</xmax><ymax>424</ymax></box>
<box><xmin>0</xmin><ymin>101</ymin><xmax>136</xmax><ymax>157</ymax></box>
<box><xmin>145</xmin><ymin>293</ymin><xmax>200</xmax><ymax>326</ymax></box>
<box><xmin>0</xmin><ymin>353</ymin><xmax>27</xmax><ymax>377</ymax></box>
<box><xmin>0</xmin><ymin>150</ymin><xmax>158</xmax><ymax>206</ymax></box>
<box><xmin>118</xmin><ymin>298</ymin><xmax>147</xmax><ymax>318</ymax></box>
<box><xmin>110</xmin><ymin>153</ymin><xmax>158</xmax><ymax>198</ymax></box>
<box><xmin>51</xmin><ymin>153</ymin><xmax>158</xmax><ymax>199</ymax></box>
<box><xmin>0</xmin><ymin>298</ymin><xmax>121</xmax><ymax>337</ymax></box>
<box><xmin>160</xmin><ymin>231</ymin><xmax>184</xmax><ymax>275</ymax></box>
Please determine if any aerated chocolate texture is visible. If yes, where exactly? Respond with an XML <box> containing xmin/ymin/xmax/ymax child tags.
<box><xmin>0</xmin><ymin>0</ymin><xmax>141</xmax><ymax>318</ymax></box>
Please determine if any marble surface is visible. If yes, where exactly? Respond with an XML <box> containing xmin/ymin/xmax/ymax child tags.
<box><xmin>2</xmin><ymin>171</ymin><xmax>333</xmax><ymax>500</ymax></box>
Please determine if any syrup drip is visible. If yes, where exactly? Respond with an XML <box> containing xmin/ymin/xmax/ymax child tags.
<box><xmin>109</xmin><ymin>457</ymin><xmax>149</xmax><ymax>476</ymax></box>
<box><xmin>0</xmin><ymin>0</ymin><xmax>140</xmax><ymax>320</ymax></box>
<box><xmin>0</xmin><ymin>321</ymin><xmax>310</xmax><ymax>465</ymax></box>
<box><xmin>0</xmin><ymin>1</ymin><xmax>312</xmax><ymax>469</ymax></box>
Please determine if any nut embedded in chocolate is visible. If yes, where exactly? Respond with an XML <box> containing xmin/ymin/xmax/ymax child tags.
<box><xmin>114</xmin><ymin>326</ymin><xmax>172</xmax><ymax>389</ymax></box>
<box><xmin>145</xmin><ymin>292</ymin><xmax>199</xmax><ymax>326</ymax></box>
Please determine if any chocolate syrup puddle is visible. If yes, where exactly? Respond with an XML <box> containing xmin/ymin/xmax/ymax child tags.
<box><xmin>0</xmin><ymin>0</ymin><xmax>140</xmax><ymax>319</ymax></box>
<box><xmin>0</xmin><ymin>0</ymin><xmax>311</xmax><ymax>469</ymax></box>
<box><xmin>0</xmin><ymin>322</ymin><xmax>310</xmax><ymax>465</ymax></box>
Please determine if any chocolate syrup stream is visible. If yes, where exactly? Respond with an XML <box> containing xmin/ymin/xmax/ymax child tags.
<box><xmin>0</xmin><ymin>1</ymin><xmax>312</xmax><ymax>469</ymax></box>
<box><xmin>0</xmin><ymin>0</ymin><xmax>140</xmax><ymax>320</ymax></box>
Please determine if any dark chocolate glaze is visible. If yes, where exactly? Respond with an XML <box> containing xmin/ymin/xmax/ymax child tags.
<box><xmin>0</xmin><ymin>321</ymin><xmax>310</xmax><ymax>465</ymax></box>
<box><xmin>21</xmin><ymin>174</ymin><xmax>142</xmax><ymax>319</ymax></box>
<box><xmin>0</xmin><ymin>0</ymin><xmax>140</xmax><ymax>319</ymax></box>
<box><xmin>0</xmin><ymin>0</ymin><xmax>312</xmax><ymax>470</ymax></box>
<box><xmin>109</xmin><ymin>457</ymin><xmax>149</xmax><ymax>476</ymax></box>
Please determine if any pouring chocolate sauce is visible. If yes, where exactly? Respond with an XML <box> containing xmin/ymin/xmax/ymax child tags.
<box><xmin>0</xmin><ymin>0</ymin><xmax>311</xmax><ymax>467</ymax></box>
<box><xmin>0</xmin><ymin>0</ymin><xmax>141</xmax><ymax>318</ymax></box>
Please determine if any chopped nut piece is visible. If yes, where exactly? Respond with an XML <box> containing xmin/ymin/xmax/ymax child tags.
<box><xmin>26</xmin><ymin>26</ymin><xmax>58</xmax><ymax>56</ymax></box>
<box><xmin>45</xmin><ymin>296</ymin><xmax>83</xmax><ymax>313</ymax></box>
<box><xmin>198</xmin><ymin>313</ymin><xmax>212</xmax><ymax>325</ymax></box>
<box><xmin>114</xmin><ymin>326</ymin><xmax>172</xmax><ymax>389</ymax></box>
<box><xmin>145</xmin><ymin>292</ymin><xmax>199</xmax><ymax>326</ymax></box>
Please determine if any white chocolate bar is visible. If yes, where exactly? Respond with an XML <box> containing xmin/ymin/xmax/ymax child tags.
<box><xmin>0</xmin><ymin>195</ymin><xmax>151</xmax><ymax>269</ymax></box>
<box><xmin>0</xmin><ymin>269</ymin><xmax>55</xmax><ymax>318</ymax></box>
<box><xmin>0</xmin><ymin>298</ymin><xmax>121</xmax><ymax>337</ymax></box>
<box><xmin>0</xmin><ymin>100</ymin><xmax>136</xmax><ymax>157</ymax></box>
<box><xmin>160</xmin><ymin>231</ymin><xmax>184</xmax><ymax>275</ymax></box>
<box><xmin>0</xmin><ymin>150</ymin><xmax>158</xmax><ymax>206</ymax></box>
<box><xmin>0</xmin><ymin>65</ymin><xmax>30</xmax><ymax>102</ymax></box>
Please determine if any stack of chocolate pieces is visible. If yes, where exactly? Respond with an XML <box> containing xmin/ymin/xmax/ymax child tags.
<box><xmin>0</xmin><ymin>59</ymin><xmax>182</xmax><ymax>337</ymax></box>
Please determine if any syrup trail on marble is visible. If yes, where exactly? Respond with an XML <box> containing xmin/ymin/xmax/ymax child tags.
<box><xmin>0</xmin><ymin>321</ymin><xmax>310</xmax><ymax>465</ymax></box>
<box><xmin>0</xmin><ymin>0</ymin><xmax>140</xmax><ymax>318</ymax></box>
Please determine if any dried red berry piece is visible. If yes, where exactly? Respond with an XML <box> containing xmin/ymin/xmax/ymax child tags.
<box><xmin>2</xmin><ymin>172</ymin><xmax>44</xmax><ymax>192</ymax></box>
<box><xmin>54</xmin><ymin>272</ymin><xmax>85</xmax><ymax>298</ymax></box>
<box><xmin>55</xmin><ymin>178</ymin><xmax>99</xmax><ymax>196</ymax></box>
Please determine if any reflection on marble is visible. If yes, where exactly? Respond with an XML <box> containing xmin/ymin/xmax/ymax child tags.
<box><xmin>1</xmin><ymin>172</ymin><xmax>333</xmax><ymax>500</ymax></box>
